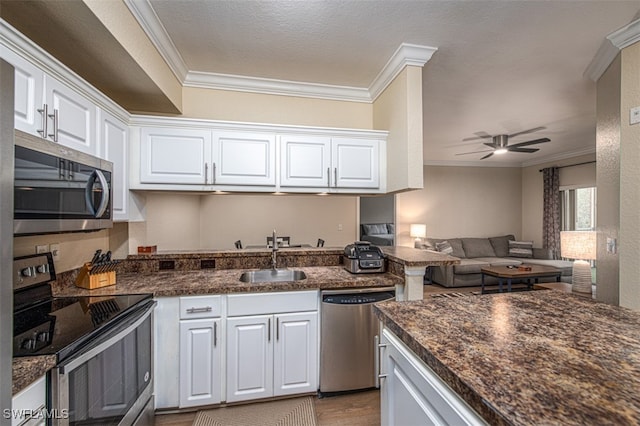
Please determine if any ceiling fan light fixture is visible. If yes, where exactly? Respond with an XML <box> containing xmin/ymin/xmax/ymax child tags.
<box><xmin>494</xmin><ymin>148</ymin><xmax>508</xmax><ymax>155</ymax></box>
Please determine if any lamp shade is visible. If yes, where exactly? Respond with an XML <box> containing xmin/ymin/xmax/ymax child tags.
<box><xmin>410</xmin><ymin>224</ymin><xmax>427</xmax><ymax>239</ymax></box>
<box><xmin>560</xmin><ymin>231</ymin><xmax>596</xmax><ymax>260</ymax></box>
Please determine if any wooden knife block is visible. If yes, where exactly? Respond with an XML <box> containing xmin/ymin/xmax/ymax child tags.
<box><xmin>75</xmin><ymin>263</ymin><xmax>117</xmax><ymax>289</ymax></box>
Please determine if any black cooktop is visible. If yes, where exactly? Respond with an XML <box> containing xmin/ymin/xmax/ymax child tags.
<box><xmin>13</xmin><ymin>292</ymin><xmax>153</xmax><ymax>361</ymax></box>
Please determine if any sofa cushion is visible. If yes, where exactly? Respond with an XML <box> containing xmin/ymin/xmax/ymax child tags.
<box><xmin>361</xmin><ymin>223</ymin><xmax>388</xmax><ymax>235</ymax></box>
<box><xmin>387</xmin><ymin>223</ymin><xmax>395</xmax><ymax>234</ymax></box>
<box><xmin>426</xmin><ymin>238</ymin><xmax>466</xmax><ymax>258</ymax></box>
<box><xmin>508</xmin><ymin>240</ymin><xmax>533</xmax><ymax>258</ymax></box>
<box><xmin>489</xmin><ymin>235</ymin><xmax>516</xmax><ymax>257</ymax></box>
<box><xmin>453</xmin><ymin>259</ymin><xmax>490</xmax><ymax>275</ymax></box>
<box><xmin>435</xmin><ymin>241</ymin><xmax>453</xmax><ymax>254</ymax></box>
<box><xmin>475</xmin><ymin>257</ymin><xmax>522</xmax><ymax>267</ymax></box>
<box><xmin>462</xmin><ymin>238</ymin><xmax>496</xmax><ymax>258</ymax></box>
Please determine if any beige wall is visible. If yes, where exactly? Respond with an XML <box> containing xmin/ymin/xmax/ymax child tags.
<box><xmin>521</xmin><ymin>154</ymin><xmax>596</xmax><ymax>246</ymax></box>
<box><xmin>182</xmin><ymin>87</ymin><xmax>372</xmax><ymax>129</ymax></box>
<box><xmin>395</xmin><ymin>165</ymin><xmax>522</xmax><ymax>247</ymax></box>
<box><xmin>619</xmin><ymin>42</ymin><xmax>640</xmax><ymax>310</ymax></box>
<box><xmin>14</xmin><ymin>230</ymin><xmax>110</xmax><ymax>273</ymax></box>
<box><xmin>127</xmin><ymin>192</ymin><xmax>358</xmax><ymax>251</ymax></box>
<box><xmin>373</xmin><ymin>66</ymin><xmax>424</xmax><ymax>192</ymax></box>
<box><xmin>596</xmin><ymin>54</ymin><xmax>622</xmax><ymax>306</ymax></box>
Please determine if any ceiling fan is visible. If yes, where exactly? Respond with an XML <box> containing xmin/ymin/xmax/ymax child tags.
<box><xmin>456</xmin><ymin>126</ymin><xmax>551</xmax><ymax>160</ymax></box>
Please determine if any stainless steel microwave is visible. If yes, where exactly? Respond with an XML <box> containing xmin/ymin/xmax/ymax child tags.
<box><xmin>13</xmin><ymin>131</ymin><xmax>113</xmax><ymax>235</ymax></box>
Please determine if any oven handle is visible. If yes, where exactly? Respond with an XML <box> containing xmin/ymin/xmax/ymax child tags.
<box><xmin>57</xmin><ymin>300</ymin><xmax>156</xmax><ymax>374</ymax></box>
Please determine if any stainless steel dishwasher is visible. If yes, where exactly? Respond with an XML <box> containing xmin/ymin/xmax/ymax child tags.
<box><xmin>320</xmin><ymin>287</ymin><xmax>395</xmax><ymax>394</ymax></box>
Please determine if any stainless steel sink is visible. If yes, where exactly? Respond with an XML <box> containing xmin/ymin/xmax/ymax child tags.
<box><xmin>239</xmin><ymin>268</ymin><xmax>307</xmax><ymax>283</ymax></box>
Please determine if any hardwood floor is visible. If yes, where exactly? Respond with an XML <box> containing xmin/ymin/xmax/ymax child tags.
<box><xmin>154</xmin><ymin>390</ymin><xmax>380</xmax><ymax>426</ymax></box>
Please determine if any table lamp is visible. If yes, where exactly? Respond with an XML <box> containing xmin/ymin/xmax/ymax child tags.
<box><xmin>560</xmin><ymin>231</ymin><xmax>596</xmax><ymax>294</ymax></box>
<box><xmin>410</xmin><ymin>224</ymin><xmax>427</xmax><ymax>248</ymax></box>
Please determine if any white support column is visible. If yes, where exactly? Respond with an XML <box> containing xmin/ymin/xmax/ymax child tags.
<box><xmin>397</xmin><ymin>266</ymin><xmax>426</xmax><ymax>301</ymax></box>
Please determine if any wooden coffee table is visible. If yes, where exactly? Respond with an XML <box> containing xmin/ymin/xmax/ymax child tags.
<box><xmin>480</xmin><ymin>264</ymin><xmax>562</xmax><ymax>294</ymax></box>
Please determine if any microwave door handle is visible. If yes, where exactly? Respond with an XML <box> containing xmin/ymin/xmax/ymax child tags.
<box><xmin>84</xmin><ymin>170</ymin><xmax>110</xmax><ymax>217</ymax></box>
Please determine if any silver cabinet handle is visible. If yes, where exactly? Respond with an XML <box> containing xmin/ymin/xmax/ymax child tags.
<box><xmin>268</xmin><ymin>317</ymin><xmax>271</xmax><ymax>342</ymax></box>
<box><xmin>376</xmin><ymin>337</ymin><xmax>388</xmax><ymax>383</ymax></box>
<box><xmin>276</xmin><ymin>317</ymin><xmax>279</xmax><ymax>341</ymax></box>
<box><xmin>213</xmin><ymin>321</ymin><xmax>217</xmax><ymax>347</ymax></box>
<box><xmin>213</xmin><ymin>162</ymin><xmax>217</xmax><ymax>185</ymax></box>
<box><xmin>48</xmin><ymin>109</ymin><xmax>58</xmax><ymax>142</ymax></box>
<box><xmin>205</xmin><ymin>162</ymin><xmax>208</xmax><ymax>184</ymax></box>
<box><xmin>37</xmin><ymin>104</ymin><xmax>48</xmax><ymax>138</ymax></box>
<box><xmin>186</xmin><ymin>306</ymin><xmax>212</xmax><ymax>314</ymax></box>
<box><xmin>334</xmin><ymin>167</ymin><xmax>338</xmax><ymax>188</ymax></box>
<box><xmin>327</xmin><ymin>167</ymin><xmax>331</xmax><ymax>187</ymax></box>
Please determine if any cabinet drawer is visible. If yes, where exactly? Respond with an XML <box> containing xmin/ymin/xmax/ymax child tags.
<box><xmin>227</xmin><ymin>291</ymin><xmax>318</xmax><ymax>316</ymax></box>
<box><xmin>12</xmin><ymin>375</ymin><xmax>46</xmax><ymax>426</ymax></box>
<box><xmin>179</xmin><ymin>295</ymin><xmax>222</xmax><ymax>319</ymax></box>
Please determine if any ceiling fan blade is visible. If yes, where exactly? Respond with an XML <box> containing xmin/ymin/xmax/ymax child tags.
<box><xmin>481</xmin><ymin>152</ymin><xmax>494</xmax><ymax>160</ymax></box>
<box><xmin>462</xmin><ymin>131</ymin><xmax>493</xmax><ymax>142</ymax></box>
<box><xmin>507</xmin><ymin>126</ymin><xmax>546</xmax><ymax>139</ymax></box>
<box><xmin>455</xmin><ymin>150</ymin><xmax>494</xmax><ymax>156</ymax></box>
<box><xmin>509</xmin><ymin>138</ymin><xmax>551</xmax><ymax>148</ymax></box>
<box><xmin>483</xmin><ymin>142</ymin><xmax>497</xmax><ymax>148</ymax></box>
<box><xmin>507</xmin><ymin>147</ymin><xmax>539</xmax><ymax>153</ymax></box>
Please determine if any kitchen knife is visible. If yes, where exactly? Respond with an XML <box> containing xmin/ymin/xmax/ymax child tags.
<box><xmin>90</xmin><ymin>249</ymin><xmax>102</xmax><ymax>266</ymax></box>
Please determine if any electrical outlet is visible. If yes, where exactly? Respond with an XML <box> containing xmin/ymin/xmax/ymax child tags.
<box><xmin>36</xmin><ymin>244</ymin><xmax>49</xmax><ymax>254</ymax></box>
<box><xmin>631</xmin><ymin>106</ymin><xmax>640</xmax><ymax>125</ymax></box>
<box><xmin>50</xmin><ymin>243</ymin><xmax>61</xmax><ymax>260</ymax></box>
<box><xmin>338</xmin><ymin>224</ymin><xmax>343</xmax><ymax>231</ymax></box>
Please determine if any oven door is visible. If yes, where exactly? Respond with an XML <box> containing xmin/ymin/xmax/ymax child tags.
<box><xmin>50</xmin><ymin>301</ymin><xmax>155</xmax><ymax>426</ymax></box>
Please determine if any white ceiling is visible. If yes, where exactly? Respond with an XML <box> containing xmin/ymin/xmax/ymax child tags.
<box><xmin>142</xmin><ymin>0</ymin><xmax>640</xmax><ymax>167</ymax></box>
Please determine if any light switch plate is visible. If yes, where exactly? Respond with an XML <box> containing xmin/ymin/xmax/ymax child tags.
<box><xmin>630</xmin><ymin>106</ymin><xmax>640</xmax><ymax>125</ymax></box>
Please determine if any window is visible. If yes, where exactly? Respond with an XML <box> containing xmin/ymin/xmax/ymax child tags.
<box><xmin>561</xmin><ymin>187</ymin><xmax>596</xmax><ymax>231</ymax></box>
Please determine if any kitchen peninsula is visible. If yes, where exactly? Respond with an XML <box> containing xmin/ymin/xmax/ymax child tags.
<box><xmin>374</xmin><ymin>290</ymin><xmax>640</xmax><ymax>425</ymax></box>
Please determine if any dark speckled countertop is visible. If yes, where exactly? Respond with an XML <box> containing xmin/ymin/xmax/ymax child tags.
<box><xmin>374</xmin><ymin>290</ymin><xmax>640</xmax><ymax>425</ymax></box>
<box><xmin>53</xmin><ymin>266</ymin><xmax>403</xmax><ymax>297</ymax></box>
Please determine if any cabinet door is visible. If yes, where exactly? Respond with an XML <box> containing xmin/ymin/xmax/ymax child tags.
<box><xmin>331</xmin><ymin>138</ymin><xmax>380</xmax><ymax>189</ymax></box>
<box><xmin>99</xmin><ymin>110</ymin><xmax>129</xmax><ymax>221</ymax></box>
<box><xmin>381</xmin><ymin>329</ymin><xmax>486</xmax><ymax>426</ymax></box>
<box><xmin>226</xmin><ymin>315</ymin><xmax>273</xmax><ymax>402</ymax></box>
<box><xmin>213</xmin><ymin>131</ymin><xmax>276</xmax><ymax>186</ymax></box>
<box><xmin>179</xmin><ymin>318</ymin><xmax>222</xmax><ymax>407</ymax></box>
<box><xmin>279</xmin><ymin>135</ymin><xmax>331</xmax><ymax>188</ymax></box>
<box><xmin>44</xmin><ymin>74</ymin><xmax>98</xmax><ymax>155</ymax></box>
<box><xmin>274</xmin><ymin>312</ymin><xmax>318</xmax><ymax>396</ymax></box>
<box><xmin>154</xmin><ymin>298</ymin><xmax>180</xmax><ymax>409</ymax></box>
<box><xmin>140</xmin><ymin>127</ymin><xmax>212</xmax><ymax>184</ymax></box>
<box><xmin>0</xmin><ymin>47</ymin><xmax>45</xmax><ymax>137</ymax></box>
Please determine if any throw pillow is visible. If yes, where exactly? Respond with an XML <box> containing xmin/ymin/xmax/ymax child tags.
<box><xmin>508</xmin><ymin>240</ymin><xmax>534</xmax><ymax>258</ymax></box>
<box><xmin>435</xmin><ymin>241</ymin><xmax>454</xmax><ymax>254</ymax></box>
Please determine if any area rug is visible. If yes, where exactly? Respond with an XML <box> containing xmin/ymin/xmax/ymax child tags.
<box><xmin>192</xmin><ymin>396</ymin><xmax>317</xmax><ymax>426</ymax></box>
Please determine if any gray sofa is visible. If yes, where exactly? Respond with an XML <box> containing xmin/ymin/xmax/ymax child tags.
<box><xmin>423</xmin><ymin>234</ymin><xmax>573</xmax><ymax>288</ymax></box>
<box><xmin>360</xmin><ymin>223</ymin><xmax>395</xmax><ymax>246</ymax></box>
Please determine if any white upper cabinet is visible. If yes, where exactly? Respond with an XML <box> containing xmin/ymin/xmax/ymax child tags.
<box><xmin>332</xmin><ymin>137</ymin><xmax>380</xmax><ymax>189</ymax></box>
<box><xmin>99</xmin><ymin>110</ymin><xmax>129</xmax><ymax>221</ymax></box>
<box><xmin>44</xmin><ymin>74</ymin><xmax>98</xmax><ymax>155</ymax></box>
<box><xmin>140</xmin><ymin>127</ymin><xmax>212</xmax><ymax>185</ymax></box>
<box><xmin>0</xmin><ymin>46</ymin><xmax>44</xmax><ymax>137</ymax></box>
<box><xmin>213</xmin><ymin>131</ymin><xmax>276</xmax><ymax>186</ymax></box>
<box><xmin>279</xmin><ymin>135</ymin><xmax>331</xmax><ymax>188</ymax></box>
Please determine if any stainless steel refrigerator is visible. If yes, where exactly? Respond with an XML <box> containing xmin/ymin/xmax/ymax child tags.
<box><xmin>0</xmin><ymin>58</ymin><xmax>15</xmax><ymax>426</ymax></box>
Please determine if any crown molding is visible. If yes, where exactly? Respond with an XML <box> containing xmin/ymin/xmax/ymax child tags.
<box><xmin>584</xmin><ymin>18</ymin><xmax>640</xmax><ymax>82</ymax></box>
<box><xmin>520</xmin><ymin>146</ymin><xmax>596</xmax><ymax>168</ymax></box>
<box><xmin>368</xmin><ymin>43</ymin><xmax>437</xmax><ymax>101</ymax></box>
<box><xmin>125</xmin><ymin>0</ymin><xmax>436</xmax><ymax>102</ymax></box>
<box><xmin>124</xmin><ymin>0</ymin><xmax>189</xmax><ymax>82</ymax></box>
<box><xmin>184</xmin><ymin>71</ymin><xmax>372</xmax><ymax>102</ymax></box>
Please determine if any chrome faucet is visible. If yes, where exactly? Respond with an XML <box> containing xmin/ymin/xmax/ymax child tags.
<box><xmin>271</xmin><ymin>229</ymin><xmax>278</xmax><ymax>269</ymax></box>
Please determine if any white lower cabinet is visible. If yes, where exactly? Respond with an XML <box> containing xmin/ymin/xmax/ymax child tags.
<box><xmin>380</xmin><ymin>328</ymin><xmax>487</xmax><ymax>426</ymax></box>
<box><xmin>11</xmin><ymin>375</ymin><xmax>46</xmax><ymax>426</ymax></box>
<box><xmin>179</xmin><ymin>318</ymin><xmax>222</xmax><ymax>407</ymax></box>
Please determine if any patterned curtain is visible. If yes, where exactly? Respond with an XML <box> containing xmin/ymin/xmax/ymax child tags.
<box><xmin>542</xmin><ymin>167</ymin><xmax>561</xmax><ymax>259</ymax></box>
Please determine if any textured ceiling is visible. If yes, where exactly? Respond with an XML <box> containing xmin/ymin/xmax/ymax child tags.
<box><xmin>148</xmin><ymin>0</ymin><xmax>640</xmax><ymax>166</ymax></box>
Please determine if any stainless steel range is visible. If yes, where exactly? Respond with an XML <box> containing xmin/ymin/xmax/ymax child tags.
<box><xmin>13</xmin><ymin>253</ymin><xmax>156</xmax><ymax>426</ymax></box>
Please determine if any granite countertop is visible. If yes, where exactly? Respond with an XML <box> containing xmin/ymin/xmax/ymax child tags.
<box><xmin>54</xmin><ymin>266</ymin><xmax>403</xmax><ymax>298</ymax></box>
<box><xmin>380</xmin><ymin>246</ymin><xmax>459</xmax><ymax>267</ymax></box>
<box><xmin>374</xmin><ymin>290</ymin><xmax>640</xmax><ymax>426</ymax></box>
<box><xmin>13</xmin><ymin>356</ymin><xmax>56</xmax><ymax>395</ymax></box>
